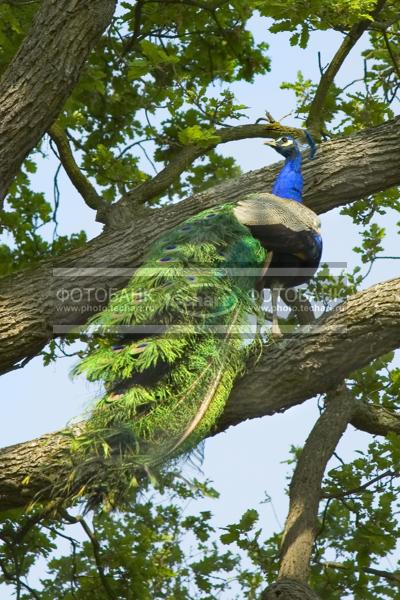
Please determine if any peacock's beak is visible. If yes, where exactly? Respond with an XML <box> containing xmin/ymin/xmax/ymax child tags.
<box><xmin>264</xmin><ymin>140</ymin><xmax>278</xmax><ymax>148</ymax></box>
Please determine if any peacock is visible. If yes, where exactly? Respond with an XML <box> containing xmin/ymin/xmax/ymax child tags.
<box><xmin>74</xmin><ymin>133</ymin><xmax>322</xmax><ymax>481</ymax></box>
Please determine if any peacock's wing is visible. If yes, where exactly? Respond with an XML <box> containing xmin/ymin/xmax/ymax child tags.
<box><xmin>233</xmin><ymin>192</ymin><xmax>321</xmax><ymax>254</ymax></box>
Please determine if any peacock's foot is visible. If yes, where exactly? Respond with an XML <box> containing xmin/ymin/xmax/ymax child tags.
<box><xmin>271</xmin><ymin>323</ymin><xmax>283</xmax><ymax>339</ymax></box>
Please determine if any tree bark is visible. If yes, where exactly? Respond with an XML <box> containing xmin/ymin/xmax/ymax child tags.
<box><xmin>0</xmin><ymin>278</ymin><xmax>398</xmax><ymax>511</ymax></box>
<box><xmin>0</xmin><ymin>0</ymin><xmax>116</xmax><ymax>205</ymax></box>
<box><xmin>0</xmin><ymin>116</ymin><xmax>400</xmax><ymax>374</ymax></box>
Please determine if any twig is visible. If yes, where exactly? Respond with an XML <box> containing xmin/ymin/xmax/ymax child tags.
<box><xmin>382</xmin><ymin>30</ymin><xmax>400</xmax><ymax>80</ymax></box>
<box><xmin>0</xmin><ymin>0</ymin><xmax>39</xmax><ymax>4</ymax></box>
<box><xmin>280</xmin><ymin>288</ymin><xmax>316</xmax><ymax>325</ymax></box>
<box><xmin>52</xmin><ymin>162</ymin><xmax>61</xmax><ymax>238</ymax></box>
<box><xmin>122</xmin><ymin>0</ymin><xmax>145</xmax><ymax>56</ymax></box>
<box><xmin>43</xmin><ymin>525</ymin><xmax>79</xmax><ymax>596</ymax></box>
<box><xmin>317</xmin><ymin>51</ymin><xmax>328</xmax><ymax>76</ymax></box>
<box><xmin>0</xmin><ymin>559</ymin><xmax>41</xmax><ymax>599</ymax></box>
<box><xmin>375</xmin><ymin>255</ymin><xmax>400</xmax><ymax>259</ymax></box>
<box><xmin>0</xmin><ymin>355</ymin><xmax>34</xmax><ymax>375</ymax></box>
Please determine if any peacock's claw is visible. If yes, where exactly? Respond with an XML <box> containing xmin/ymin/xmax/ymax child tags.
<box><xmin>271</xmin><ymin>323</ymin><xmax>283</xmax><ymax>339</ymax></box>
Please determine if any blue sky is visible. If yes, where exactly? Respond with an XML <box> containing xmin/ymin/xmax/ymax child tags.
<box><xmin>0</xmin><ymin>12</ymin><xmax>399</xmax><ymax>597</ymax></box>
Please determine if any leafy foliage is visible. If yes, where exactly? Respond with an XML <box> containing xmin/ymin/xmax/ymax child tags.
<box><xmin>0</xmin><ymin>479</ymin><xmax>273</xmax><ymax>599</ymax></box>
<box><xmin>308</xmin><ymin>355</ymin><xmax>400</xmax><ymax>599</ymax></box>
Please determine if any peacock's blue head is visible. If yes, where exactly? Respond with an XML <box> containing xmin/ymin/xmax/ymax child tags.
<box><xmin>264</xmin><ymin>135</ymin><xmax>300</xmax><ymax>159</ymax></box>
<box><xmin>265</xmin><ymin>131</ymin><xmax>316</xmax><ymax>160</ymax></box>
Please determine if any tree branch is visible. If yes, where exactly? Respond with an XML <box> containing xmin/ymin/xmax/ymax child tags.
<box><xmin>220</xmin><ymin>277</ymin><xmax>400</xmax><ymax>428</ymax></box>
<box><xmin>306</xmin><ymin>27</ymin><xmax>367</xmax><ymax>137</ymax></box>
<box><xmin>276</xmin><ymin>386</ymin><xmax>355</xmax><ymax>582</ymax></box>
<box><xmin>382</xmin><ymin>29</ymin><xmax>400</xmax><ymax>80</ymax></box>
<box><xmin>323</xmin><ymin>561</ymin><xmax>400</xmax><ymax>585</ymax></box>
<box><xmin>351</xmin><ymin>401</ymin><xmax>400</xmax><ymax>436</ymax></box>
<box><xmin>306</xmin><ymin>0</ymin><xmax>387</xmax><ymax>137</ymax></box>
<box><xmin>0</xmin><ymin>0</ymin><xmax>116</xmax><ymax>207</ymax></box>
<box><xmin>1</xmin><ymin>116</ymin><xmax>399</xmax><ymax>375</ymax></box>
<box><xmin>122</xmin><ymin>0</ymin><xmax>145</xmax><ymax>56</ymax></box>
<box><xmin>0</xmin><ymin>278</ymin><xmax>399</xmax><ymax>511</ymax></box>
<box><xmin>281</xmin><ymin>289</ymin><xmax>316</xmax><ymax>325</ymax></box>
<box><xmin>49</xmin><ymin>123</ymin><xmax>106</xmax><ymax>212</ymax></box>
<box><xmin>321</xmin><ymin>468</ymin><xmax>398</xmax><ymax>499</ymax></box>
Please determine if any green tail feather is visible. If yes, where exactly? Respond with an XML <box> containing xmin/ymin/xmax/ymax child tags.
<box><xmin>74</xmin><ymin>204</ymin><xmax>267</xmax><ymax>469</ymax></box>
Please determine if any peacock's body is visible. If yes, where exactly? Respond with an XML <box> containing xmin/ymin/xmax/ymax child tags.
<box><xmin>75</xmin><ymin>134</ymin><xmax>322</xmax><ymax>475</ymax></box>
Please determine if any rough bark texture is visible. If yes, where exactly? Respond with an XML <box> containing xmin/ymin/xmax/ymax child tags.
<box><xmin>1</xmin><ymin>116</ymin><xmax>400</xmax><ymax>374</ymax></box>
<box><xmin>0</xmin><ymin>278</ymin><xmax>398</xmax><ymax>511</ymax></box>
<box><xmin>0</xmin><ymin>0</ymin><xmax>116</xmax><ymax>204</ymax></box>
<box><xmin>0</xmin><ymin>429</ymin><xmax>77</xmax><ymax>512</ymax></box>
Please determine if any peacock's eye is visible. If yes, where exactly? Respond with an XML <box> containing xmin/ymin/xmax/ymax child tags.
<box><xmin>281</xmin><ymin>136</ymin><xmax>288</xmax><ymax>143</ymax></box>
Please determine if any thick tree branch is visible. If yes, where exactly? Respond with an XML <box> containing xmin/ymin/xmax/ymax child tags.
<box><xmin>0</xmin><ymin>278</ymin><xmax>399</xmax><ymax>511</ymax></box>
<box><xmin>351</xmin><ymin>401</ymin><xmax>400</xmax><ymax>436</ymax></box>
<box><xmin>220</xmin><ymin>277</ymin><xmax>400</xmax><ymax>428</ymax></box>
<box><xmin>49</xmin><ymin>123</ymin><xmax>106</xmax><ymax>212</ymax></box>
<box><xmin>0</xmin><ymin>116</ymin><xmax>399</xmax><ymax>374</ymax></box>
<box><xmin>0</xmin><ymin>0</ymin><xmax>116</xmax><ymax>207</ymax></box>
<box><xmin>277</xmin><ymin>385</ymin><xmax>354</xmax><ymax>582</ymax></box>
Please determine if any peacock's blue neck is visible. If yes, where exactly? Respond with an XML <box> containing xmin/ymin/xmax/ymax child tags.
<box><xmin>272</xmin><ymin>152</ymin><xmax>303</xmax><ymax>203</ymax></box>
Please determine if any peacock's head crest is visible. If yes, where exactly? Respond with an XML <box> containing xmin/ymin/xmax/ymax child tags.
<box><xmin>265</xmin><ymin>131</ymin><xmax>316</xmax><ymax>160</ymax></box>
<box><xmin>264</xmin><ymin>135</ymin><xmax>299</xmax><ymax>158</ymax></box>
